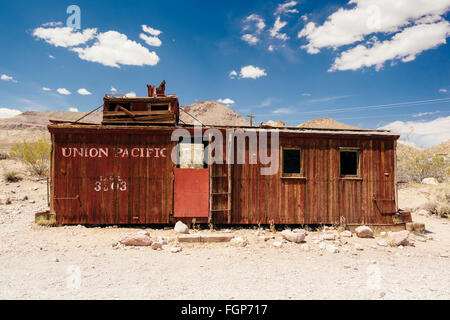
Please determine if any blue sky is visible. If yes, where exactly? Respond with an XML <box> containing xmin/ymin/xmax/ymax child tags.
<box><xmin>0</xmin><ymin>0</ymin><xmax>449</xmax><ymax>147</ymax></box>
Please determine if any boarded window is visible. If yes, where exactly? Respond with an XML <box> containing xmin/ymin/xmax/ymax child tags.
<box><xmin>179</xmin><ymin>143</ymin><xmax>205</xmax><ymax>169</ymax></box>
<box><xmin>151</xmin><ymin>104</ymin><xmax>169</xmax><ymax>111</ymax></box>
<box><xmin>340</xmin><ymin>149</ymin><xmax>360</xmax><ymax>176</ymax></box>
<box><xmin>282</xmin><ymin>148</ymin><xmax>301</xmax><ymax>175</ymax></box>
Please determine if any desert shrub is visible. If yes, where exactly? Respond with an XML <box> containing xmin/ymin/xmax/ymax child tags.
<box><xmin>397</xmin><ymin>143</ymin><xmax>449</xmax><ymax>183</ymax></box>
<box><xmin>429</xmin><ymin>183</ymin><xmax>450</xmax><ymax>218</ymax></box>
<box><xmin>9</xmin><ymin>139</ymin><xmax>51</xmax><ymax>177</ymax></box>
<box><xmin>2</xmin><ymin>168</ymin><xmax>22</xmax><ymax>182</ymax></box>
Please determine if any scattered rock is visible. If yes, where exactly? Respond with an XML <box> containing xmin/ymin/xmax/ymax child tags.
<box><xmin>32</xmin><ymin>186</ymin><xmax>39</xmax><ymax>191</ymax></box>
<box><xmin>272</xmin><ymin>241</ymin><xmax>283</xmax><ymax>248</ymax></box>
<box><xmin>377</xmin><ymin>241</ymin><xmax>388</xmax><ymax>247</ymax></box>
<box><xmin>387</xmin><ymin>230</ymin><xmax>413</xmax><ymax>247</ymax></box>
<box><xmin>415</xmin><ymin>209</ymin><xmax>430</xmax><ymax>216</ymax></box>
<box><xmin>157</xmin><ymin>236</ymin><xmax>168</xmax><ymax>245</ymax></box>
<box><xmin>230</xmin><ymin>237</ymin><xmax>248</xmax><ymax>247</ymax></box>
<box><xmin>119</xmin><ymin>233</ymin><xmax>153</xmax><ymax>246</ymax></box>
<box><xmin>300</xmin><ymin>244</ymin><xmax>310</xmax><ymax>251</ymax></box>
<box><xmin>340</xmin><ymin>230</ymin><xmax>352</xmax><ymax>238</ymax></box>
<box><xmin>174</xmin><ymin>221</ymin><xmax>189</xmax><ymax>234</ymax></box>
<box><xmin>170</xmin><ymin>246</ymin><xmax>182</xmax><ymax>253</ymax></box>
<box><xmin>292</xmin><ymin>228</ymin><xmax>307</xmax><ymax>235</ymax></box>
<box><xmin>354</xmin><ymin>244</ymin><xmax>364</xmax><ymax>251</ymax></box>
<box><xmin>259</xmin><ymin>235</ymin><xmax>275</xmax><ymax>241</ymax></box>
<box><xmin>416</xmin><ymin>237</ymin><xmax>426</xmax><ymax>242</ymax></box>
<box><xmin>421</xmin><ymin>177</ymin><xmax>438</xmax><ymax>185</ymax></box>
<box><xmin>413</xmin><ymin>222</ymin><xmax>425</xmax><ymax>232</ymax></box>
<box><xmin>406</xmin><ymin>223</ymin><xmax>414</xmax><ymax>231</ymax></box>
<box><xmin>5</xmin><ymin>198</ymin><xmax>11</xmax><ymax>205</ymax></box>
<box><xmin>380</xmin><ymin>232</ymin><xmax>387</xmax><ymax>238</ymax></box>
<box><xmin>439</xmin><ymin>253</ymin><xmax>448</xmax><ymax>258</ymax></box>
<box><xmin>326</xmin><ymin>244</ymin><xmax>339</xmax><ymax>254</ymax></box>
<box><xmin>281</xmin><ymin>230</ymin><xmax>305</xmax><ymax>243</ymax></box>
<box><xmin>22</xmin><ymin>195</ymin><xmax>28</xmax><ymax>201</ymax></box>
<box><xmin>151</xmin><ymin>242</ymin><xmax>163</xmax><ymax>250</ymax></box>
<box><xmin>355</xmin><ymin>226</ymin><xmax>374</xmax><ymax>238</ymax></box>
<box><xmin>321</xmin><ymin>233</ymin><xmax>336</xmax><ymax>241</ymax></box>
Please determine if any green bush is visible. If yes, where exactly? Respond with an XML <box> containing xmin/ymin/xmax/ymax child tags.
<box><xmin>430</xmin><ymin>183</ymin><xmax>450</xmax><ymax>218</ymax></box>
<box><xmin>9</xmin><ymin>139</ymin><xmax>51</xmax><ymax>177</ymax></box>
<box><xmin>2</xmin><ymin>168</ymin><xmax>22</xmax><ymax>182</ymax></box>
<box><xmin>397</xmin><ymin>143</ymin><xmax>449</xmax><ymax>183</ymax></box>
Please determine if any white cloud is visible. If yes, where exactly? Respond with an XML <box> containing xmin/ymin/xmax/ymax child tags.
<box><xmin>0</xmin><ymin>107</ymin><xmax>21</xmax><ymax>119</ymax></box>
<box><xmin>329</xmin><ymin>21</ymin><xmax>450</xmax><ymax>71</ymax></box>
<box><xmin>48</xmin><ymin>54</ymin><xmax>55</xmax><ymax>59</ymax></box>
<box><xmin>68</xmin><ymin>107</ymin><xmax>79</xmax><ymax>112</ymax></box>
<box><xmin>125</xmin><ymin>91</ymin><xmax>136</xmax><ymax>98</ymax></box>
<box><xmin>32</xmin><ymin>27</ymin><xmax>97</xmax><ymax>47</ymax></box>
<box><xmin>243</xmin><ymin>14</ymin><xmax>265</xmax><ymax>33</ymax></box>
<box><xmin>77</xmin><ymin>88</ymin><xmax>92</xmax><ymax>95</ymax></box>
<box><xmin>71</xmin><ymin>31</ymin><xmax>160</xmax><ymax>68</ymax></box>
<box><xmin>1</xmin><ymin>74</ymin><xmax>17</xmax><ymax>83</ymax></box>
<box><xmin>57</xmin><ymin>88</ymin><xmax>71</xmax><ymax>95</ymax></box>
<box><xmin>275</xmin><ymin>1</ymin><xmax>299</xmax><ymax>15</ymax></box>
<box><xmin>269</xmin><ymin>16</ymin><xmax>289</xmax><ymax>41</ymax></box>
<box><xmin>229</xmin><ymin>70</ymin><xmax>238</xmax><ymax>79</ymax></box>
<box><xmin>268</xmin><ymin>45</ymin><xmax>275</xmax><ymax>51</ymax></box>
<box><xmin>301</xmin><ymin>93</ymin><xmax>312</xmax><ymax>96</ymax></box>
<box><xmin>241</xmin><ymin>34</ymin><xmax>259</xmax><ymax>45</ymax></box>
<box><xmin>439</xmin><ymin>88</ymin><xmax>448</xmax><ymax>93</ymax></box>
<box><xmin>412</xmin><ymin>110</ymin><xmax>441</xmax><ymax>117</ymax></box>
<box><xmin>42</xmin><ymin>87</ymin><xmax>51</xmax><ymax>91</ymax></box>
<box><xmin>379</xmin><ymin>116</ymin><xmax>450</xmax><ymax>147</ymax></box>
<box><xmin>239</xmin><ymin>65</ymin><xmax>267</xmax><ymax>79</ymax></box>
<box><xmin>273</xmin><ymin>107</ymin><xmax>293</xmax><ymax>114</ymax></box>
<box><xmin>217</xmin><ymin>98</ymin><xmax>235</xmax><ymax>105</ymax></box>
<box><xmin>139</xmin><ymin>33</ymin><xmax>162</xmax><ymax>47</ymax></box>
<box><xmin>111</xmin><ymin>86</ymin><xmax>117</xmax><ymax>92</ymax></box>
<box><xmin>298</xmin><ymin>0</ymin><xmax>450</xmax><ymax>54</ymax></box>
<box><xmin>142</xmin><ymin>25</ymin><xmax>162</xmax><ymax>36</ymax></box>
<box><xmin>42</xmin><ymin>21</ymin><xmax>63</xmax><ymax>27</ymax></box>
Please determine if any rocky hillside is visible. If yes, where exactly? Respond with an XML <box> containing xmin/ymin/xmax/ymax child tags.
<box><xmin>0</xmin><ymin>110</ymin><xmax>102</xmax><ymax>130</ymax></box>
<box><xmin>297</xmin><ymin>117</ymin><xmax>361</xmax><ymax>130</ymax></box>
<box><xmin>180</xmin><ymin>101</ymin><xmax>250</xmax><ymax>126</ymax></box>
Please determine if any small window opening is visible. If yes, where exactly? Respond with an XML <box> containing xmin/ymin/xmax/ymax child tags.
<box><xmin>340</xmin><ymin>149</ymin><xmax>360</xmax><ymax>176</ymax></box>
<box><xmin>151</xmin><ymin>104</ymin><xmax>169</xmax><ymax>111</ymax></box>
<box><xmin>178</xmin><ymin>141</ymin><xmax>207</xmax><ymax>169</ymax></box>
<box><xmin>282</xmin><ymin>148</ymin><xmax>301</xmax><ymax>175</ymax></box>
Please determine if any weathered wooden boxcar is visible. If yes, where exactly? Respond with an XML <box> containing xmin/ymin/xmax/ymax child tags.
<box><xmin>48</xmin><ymin>86</ymin><xmax>403</xmax><ymax>227</ymax></box>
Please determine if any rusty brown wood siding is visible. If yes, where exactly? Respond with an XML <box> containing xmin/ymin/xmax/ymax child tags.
<box><xmin>218</xmin><ymin>133</ymin><xmax>397</xmax><ymax>225</ymax></box>
<box><xmin>50</xmin><ymin>126</ymin><xmax>397</xmax><ymax>225</ymax></box>
<box><xmin>50</xmin><ymin>127</ymin><xmax>175</xmax><ymax>224</ymax></box>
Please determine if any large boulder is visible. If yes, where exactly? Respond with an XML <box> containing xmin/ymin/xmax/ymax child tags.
<box><xmin>119</xmin><ymin>232</ymin><xmax>153</xmax><ymax>246</ymax></box>
<box><xmin>355</xmin><ymin>226</ymin><xmax>374</xmax><ymax>238</ymax></box>
<box><xmin>388</xmin><ymin>230</ymin><xmax>413</xmax><ymax>247</ymax></box>
<box><xmin>281</xmin><ymin>230</ymin><xmax>306</xmax><ymax>243</ymax></box>
<box><xmin>174</xmin><ymin>221</ymin><xmax>189</xmax><ymax>234</ymax></box>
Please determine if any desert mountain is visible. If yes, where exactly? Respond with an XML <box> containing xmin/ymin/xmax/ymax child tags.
<box><xmin>0</xmin><ymin>110</ymin><xmax>102</xmax><ymax>130</ymax></box>
<box><xmin>264</xmin><ymin>120</ymin><xmax>286</xmax><ymax>127</ymax></box>
<box><xmin>180</xmin><ymin>101</ymin><xmax>250</xmax><ymax>126</ymax></box>
<box><xmin>297</xmin><ymin>117</ymin><xmax>360</xmax><ymax>130</ymax></box>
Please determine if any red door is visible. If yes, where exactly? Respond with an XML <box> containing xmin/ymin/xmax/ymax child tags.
<box><xmin>174</xmin><ymin>168</ymin><xmax>209</xmax><ymax>218</ymax></box>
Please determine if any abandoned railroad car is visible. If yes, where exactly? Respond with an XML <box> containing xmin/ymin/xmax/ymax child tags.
<box><xmin>48</xmin><ymin>84</ymin><xmax>404</xmax><ymax>227</ymax></box>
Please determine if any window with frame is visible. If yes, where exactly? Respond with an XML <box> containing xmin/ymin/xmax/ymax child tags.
<box><xmin>178</xmin><ymin>142</ymin><xmax>207</xmax><ymax>169</ymax></box>
<box><xmin>339</xmin><ymin>148</ymin><xmax>360</xmax><ymax>177</ymax></box>
<box><xmin>282</xmin><ymin>148</ymin><xmax>301</xmax><ymax>177</ymax></box>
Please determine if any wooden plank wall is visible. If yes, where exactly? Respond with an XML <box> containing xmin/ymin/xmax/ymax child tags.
<box><xmin>51</xmin><ymin>127</ymin><xmax>397</xmax><ymax>226</ymax></box>
<box><xmin>51</xmin><ymin>129</ymin><xmax>175</xmax><ymax>224</ymax></box>
<box><xmin>221</xmin><ymin>133</ymin><xmax>397</xmax><ymax>225</ymax></box>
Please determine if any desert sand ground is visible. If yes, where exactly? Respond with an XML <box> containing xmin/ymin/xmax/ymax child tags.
<box><xmin>0</xmin><ymin>159</ymin><xmax>448</xmax><ymax>300</ymax></box>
